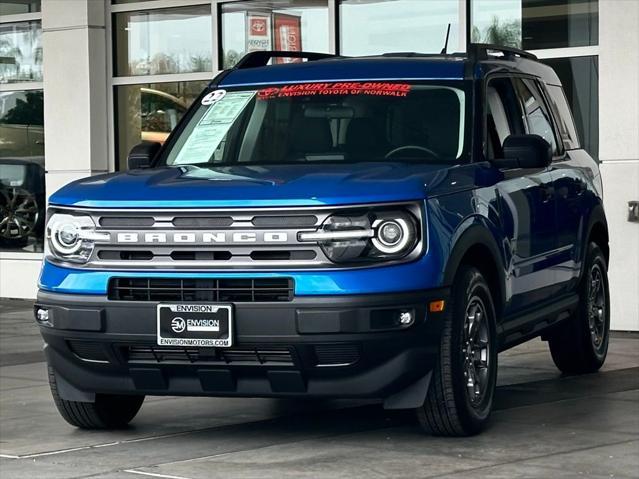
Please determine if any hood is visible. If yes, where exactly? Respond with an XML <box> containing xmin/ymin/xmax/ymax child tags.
<box><xmin>49</xmin><ymin>162</ymin><xmax>474</xmax><ymax>209</ymax></box>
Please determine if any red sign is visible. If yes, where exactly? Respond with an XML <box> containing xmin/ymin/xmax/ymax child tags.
<box><xmin>274</xmin><ymin>13</ymin><xmax>302</xmax><ymax>64</ymax></box>
<box><xmin>249</xmin><ymin>17</ymin><xmax>268</xmax><ymax>36</ymax></box>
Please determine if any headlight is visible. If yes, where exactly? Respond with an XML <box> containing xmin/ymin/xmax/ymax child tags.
<box><xmin>298</xmin><ymin>207</ymin><xmax>421</xmax><ymax>264</ymax></box>
<box><xmin>46</xmin><ymin>212</ymin><xmax>109</xmax><ymax>264</ymax></box>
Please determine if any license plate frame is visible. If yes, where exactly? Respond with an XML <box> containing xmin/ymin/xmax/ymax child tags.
<box><xmin>156</xmin><ymin>303</ymin><xmax>233</xmax><ymax>348</ymax></box>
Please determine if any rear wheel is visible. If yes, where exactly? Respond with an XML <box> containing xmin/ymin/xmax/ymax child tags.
<box><xmin>48</xmin><ymin>366</ymin><xmax>144</xmax><ymax>429</ymax></box>
<box><xmin>416</xmin><ymin>266</ymin><xmax>498</xmax><ymax>436</ymax></box>
<box><xmin>548</xmin><ymin>242</ymin><xmax>610</xmax><ymax>374</ymax></box>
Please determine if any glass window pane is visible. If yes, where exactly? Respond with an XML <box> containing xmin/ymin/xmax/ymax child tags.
<box><xmin>115</xmin><ymin>81</ymin><xmax>208</xmax><ymax>170</ymax></box>
<box><xmin>523</xmin><ymin>0</ymin><xmax>597</xmax><ymax>49</ymax></box>
<box><xmin>340</xmin><ymin>0</ymin><xmax>462</xmax><ymax>56</ymax></box>
<box><xmin>485</xmin><ymin>77</ymin><xmax>526</xmax><ymax>159</ymax></box>
<box><xmin>0</xmin><ymin>21</ymin><xmax>43</xmax><ymax>83</ymax></box>
<box><xmin>545</xmin><ymin>84</ymin><xmax>579</xmax><ymax>150</ymax></box>
<box><xmin>542</xmin><ymin>56</ymin><xmax>598</xmax><ymax>159</ymax></box>
<box><xmin>513</xmin><ymin>77</ymin><xmax>558</xmax><ymax>153</ymax></box>
<box><xmin>113</xmin><ymin>5</ymin><xmax>212</xmax><ymax>77</ymax></box>
<box><xmin>471</xmin><ymin>0</ymin><xmax>522</xmax><ymax>47</ymax></box>
<box><xmin>0</xmin><ymin>89</ymin><xmax>45</xmax><ymax>253</ymax></box>
<box><xmin>0</xmin><ymin>1</ymin><xmax>40</xmax><ymax>15</ymax></box>
<box><xmin>162</xmin><ymin>82</ymin><xmax>469</xmax><ymax>167</ymax></box>
<box><xmin>221</xmin><ymin>0</ymin><xmax>329</xmax><ymax>69</ymax></box>
<box><xmin>472</xmin><ymin>0</ymin><xmax>598</xmax><ymax>49</ymax></box>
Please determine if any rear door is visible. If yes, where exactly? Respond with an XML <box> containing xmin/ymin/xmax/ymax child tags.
<box><xmin>485</xmin><ymin>75</ymin><xmax>559</xmax><ymax>314</ymax></box>
<box><xmin>545</xmin><ymin>83</ymin><xmax>598</xmax><ymax>294</ymax></box>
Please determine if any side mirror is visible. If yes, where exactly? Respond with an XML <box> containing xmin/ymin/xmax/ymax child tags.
<box><xmin>493</xmin><ymin>134</ymin><xmax>552</xmax><ymax>169</ymax></box>
<box><xmin>127</xmin><ymin>141</ymin><xmax>162</xmax><ymax>170</ymax></box>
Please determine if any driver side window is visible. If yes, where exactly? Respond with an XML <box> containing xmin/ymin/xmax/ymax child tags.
<box><xmin>485</xmin><ymin>77</ymin><xmax>525</xmax><ymax>160</ymax></box>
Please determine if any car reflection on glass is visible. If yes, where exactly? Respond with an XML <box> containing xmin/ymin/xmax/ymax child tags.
<box><xmin>139</xmin><ymin>87</ymin><xmax>187</xmax><ymax>144</ymax></box>
<box><xmin>0</xmin><ymin>90</ymin><xmax>44</xmax><ymax>158</ymax></box>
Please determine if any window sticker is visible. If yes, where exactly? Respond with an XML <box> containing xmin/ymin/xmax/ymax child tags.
<box><xmin>173</xmin><ymin>91</ymin><xmax>256</xmax><ymax>165</ymax></box>
<box><xmin>257</xmin><ymin>82</ymin><xmax>412</xmax><ymax>100</ymax></box>
<box><xmin>201</xmin><ymin>89</ymin><xmax>227</xmax><ymax>105</ymax></box>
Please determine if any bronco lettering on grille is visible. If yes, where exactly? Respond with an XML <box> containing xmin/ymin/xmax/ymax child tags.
<box><xmin>115</xmin><ymin>231</ymin><xmax>290</xmax><ymax>244</ymax></box>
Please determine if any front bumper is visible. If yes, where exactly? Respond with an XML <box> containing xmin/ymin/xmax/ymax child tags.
<box><xmin>36</xmin><ymin>288</ymin><xmax>449</xmax><ymax>402</ymax></box>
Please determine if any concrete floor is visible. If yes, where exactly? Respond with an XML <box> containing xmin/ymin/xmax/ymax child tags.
<box><xmin>0</xmin><ymin>299</ymin><xmax>638</xmax><ymax>479</ymax></box>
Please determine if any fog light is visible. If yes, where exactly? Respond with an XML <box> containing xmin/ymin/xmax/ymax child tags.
<box><xmin>36</xmin><ymin>308</ymin><xmax>49</xmax><ymax>323</ymax></box>
<box><xmin>399</xmin><ymin>310</ymin><xmax>413</xmax><ymax>325</ymax></box>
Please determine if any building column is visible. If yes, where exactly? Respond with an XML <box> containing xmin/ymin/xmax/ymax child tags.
<box><xmin>599</xmin><ymin>0</ymin><xmax>639</xmax><ymax>330</ymax></box>
<box><xmin>42</xmin><ymin>0</ymin><xmax>109</xmax><ymax>196</ymax></box>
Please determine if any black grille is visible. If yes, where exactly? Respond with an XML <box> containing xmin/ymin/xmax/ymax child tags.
<box><xmin>251</xmin><ymin>215</ymin><xmax>317</xmax><ymax>227</ymax></box>
<box><xmin>172</xmin><ymin>216</ymin><xmax>234</xmax><ymax>228</ymax></box>
<box><xmin>108</xmin><ymin>277</ymin><xmax>294</xmax><ymax>302</ymax></box>
<box><xmin>314</xmin><ymin>344</ymin><xmax>360</xmax><ymax>366</ymax></box>
<box><xmin>99</xmin><ymin>217</ymin><xmax>155</xmax><ymax>227</ymax></box>
<box><xmin>127</xmin><ymin>346</ymin><xmax>295</xmax><ymax>366</ymax></box>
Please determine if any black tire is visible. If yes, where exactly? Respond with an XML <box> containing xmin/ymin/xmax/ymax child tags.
<box><xmin>417</xmin><ymin>266</ymin><xmax>498</xmax><ymax>436</ymax></box>
<box><xmin>48</xmin><ymin>366</ymin><xmax>144</xmax><ymax>429</ymax></box>
<box><xmin>548</xmin><ymin>242</ymin><xmax>610</xmax><ymax>374</ymax></box>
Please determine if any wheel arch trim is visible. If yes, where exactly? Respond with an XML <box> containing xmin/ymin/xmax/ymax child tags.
<box><xmin>443</xmin><ymin>221</ymin><xmax>507</xmax><ymax>318</ymax></box>
<box><xmin>583</xmin><ymin>203</ymin><xmax>609</xmax><ymax>270</ymax></box>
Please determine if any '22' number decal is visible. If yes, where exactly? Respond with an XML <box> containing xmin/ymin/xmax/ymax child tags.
<box><xmin>201</xmin><ymin>89</ymin><xmax>226</xmax><ymax>105</ymax></box>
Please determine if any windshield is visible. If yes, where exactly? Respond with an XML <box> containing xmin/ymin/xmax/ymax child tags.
<box><xmin>162</xmin><ymin>81</ymin><xmax>469</xmax><ymax>167</ymax></box>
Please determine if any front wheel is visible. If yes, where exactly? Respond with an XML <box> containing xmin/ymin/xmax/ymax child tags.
<box><xmin>548</xmin><ymin>242</ymin><xmax>610</xmax><ymax>374</ymax></box>
<box><xmin>48</xmin><ymin>366</ymin><xmax>145</xmax><ymax>429</ymax></box>
<box><xmin>416</xmin><ymin>266</ymin><xmax>498</xmax><ymax>436</ymax></box>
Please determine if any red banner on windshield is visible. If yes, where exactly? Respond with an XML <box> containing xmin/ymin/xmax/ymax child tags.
<box><xmin>258</xmin><ymin>82</ymin><xmax>412</xmax><ymax>100</ymax></box>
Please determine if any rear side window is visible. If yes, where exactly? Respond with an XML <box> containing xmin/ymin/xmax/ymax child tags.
<box><xmin>545</xmin><ymin>85</ymin><xmax>580</xmax><ymax>150</ymax></box>
<box><xmin>512</xmin><ymin>78</ymin><xmax>559</xmax><ymax>155</ymax></box>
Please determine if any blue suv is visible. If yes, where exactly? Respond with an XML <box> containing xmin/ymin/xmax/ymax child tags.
<box><xmin>36</xmin><ymin>45</ymin><xmax>610</xmax><ymax>436</ymax></box>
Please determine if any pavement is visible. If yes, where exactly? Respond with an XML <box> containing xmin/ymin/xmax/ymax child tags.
<box><xmin>0</xmin><ymin>298</ymin><xmax>638</xmax><ymax>479</ymax></box>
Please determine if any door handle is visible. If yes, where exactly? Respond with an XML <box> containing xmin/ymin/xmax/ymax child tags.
<box><xmin>576</xmin><ymin>181</ymin><xmax>587</xmax><ymax>196</ymax></box>
<box><xmin>540</xmin><ymin>185</ymin><xmax>554</xmax><ymax>203</ymax></box>
<box><xmin>629</xmin><ymin>201</ymin><xmax>639</xmax><ymax>223</ymax></box>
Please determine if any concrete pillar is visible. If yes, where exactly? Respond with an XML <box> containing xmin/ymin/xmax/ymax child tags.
<box><xmin>599</xmin><ymin>0</ymin><xmax>639</xmax><ymax>330</ymax></box>
<box><xmin>42</xmin><ymin>0</ymin><xmax>109</xmax><ymax>196</ymax></box>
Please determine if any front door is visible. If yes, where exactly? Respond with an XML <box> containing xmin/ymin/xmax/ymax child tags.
<box><xmin>485</xmin><ymin>76</ymin><xmax>558</xmax><ymax>315</ymax></box>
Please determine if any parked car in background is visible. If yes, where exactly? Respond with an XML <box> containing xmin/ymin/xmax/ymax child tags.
<box><xmin>0</xmin><ymin>157</ymin><xmax>45</xmax><ymax>249</ymax></box>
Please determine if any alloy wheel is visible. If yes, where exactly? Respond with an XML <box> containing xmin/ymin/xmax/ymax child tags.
<box><xmin>588</xmin><ymin>263</ymin><xmax>607</xmax><ymax>350</ymax></box>
<box><xmin>0</xmin><ymin>188</ymin><xmax>39</xmax><ymax>241</ymax></box>
<box><xmin>462</xmin><ymin>296</ymin><xmax>491</xmax><ymax>407</ymax></box>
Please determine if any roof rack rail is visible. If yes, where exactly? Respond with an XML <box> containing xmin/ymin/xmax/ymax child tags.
<box><xmin>469</xmin><ymin>43</ymin><xmax>538</xmax><ymax>61</ymax></box>
<box><xmin>234</xmin><ymin>50</ymin><xmax>338</xmax><ymax>69</ymax></box>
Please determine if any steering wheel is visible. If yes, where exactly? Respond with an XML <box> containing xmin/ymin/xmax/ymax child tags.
<box><xmin>385</xmin><ymin>145</ymin><xmax>441</xmax><ymax>161</ymax></box>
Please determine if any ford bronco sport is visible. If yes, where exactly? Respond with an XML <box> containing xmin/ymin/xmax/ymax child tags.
<box><xmin>36</xmin><ymin>45</ymin><xmax>610</xmax><ymax>436</ymax></box>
